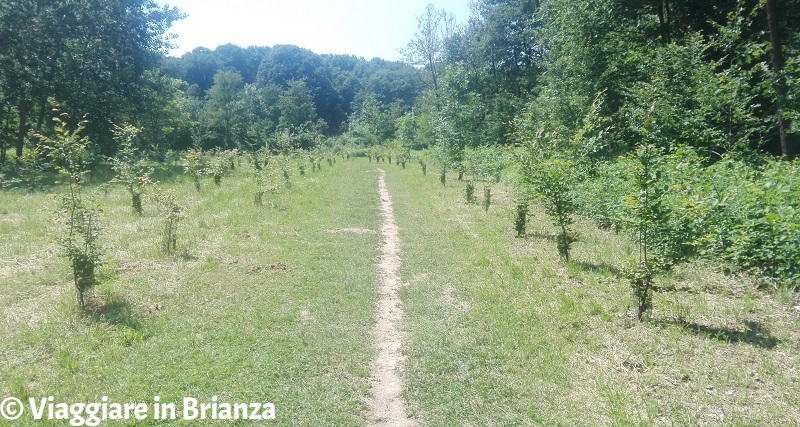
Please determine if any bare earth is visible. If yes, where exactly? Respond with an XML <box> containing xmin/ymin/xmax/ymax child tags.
<box><xmin>366</xmin><ymin>169</ymin><xmax>418</xmax><ymax>427</ymax></box>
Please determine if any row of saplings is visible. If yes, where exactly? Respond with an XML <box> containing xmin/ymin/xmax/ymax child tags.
<box><xmin>20</xmin><ymin>114</ymin><xmax>341</xmax><ymax>308</ymax></box>
<box><xmin>400</xmin><ymin>141</ymin><xmax>689</xmax><ymax>322</ymax></box>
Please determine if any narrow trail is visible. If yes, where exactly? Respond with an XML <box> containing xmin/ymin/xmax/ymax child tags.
<box><xmin>366</xmin><ymin>169</ymin><xmax>418</xmax><ymax>427</ymax></box>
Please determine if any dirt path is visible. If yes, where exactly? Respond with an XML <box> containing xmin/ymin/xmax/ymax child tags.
<box><xmin>366</xmin><ymin>169</ymin><xmax>418</xmax><ymax>427</ymax></box>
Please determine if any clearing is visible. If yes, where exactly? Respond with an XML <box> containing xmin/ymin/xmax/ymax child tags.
<box><xmin>2</xmin><ymin>157</ymin><xmax>800</xmax><ymax>426</ymax></box>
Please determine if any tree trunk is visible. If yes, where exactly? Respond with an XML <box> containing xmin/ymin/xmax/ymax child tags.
<box><xmin>654</xmin><ymin>0</ymin><xmax>671</xmax><ymax>45</ymax></box>
<box><xmin>15</xmin><ymin>101</ymin><xmax>28</xmax><ymax>159</ymax></box>
<box><xmin>1</xmin><ymin>104</ymin><xmax>9</xmax><ymax>163</ymax></box>
<box><xmin>766</xmin><ymin>0</ymin><xmax>791</xmax><ymax>160</ymax></box>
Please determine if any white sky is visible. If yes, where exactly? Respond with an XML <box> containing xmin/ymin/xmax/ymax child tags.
<box><xmin>157</xmin><ymin>0</ymin><xmax>472</xmax><ymax>61</ymax></box>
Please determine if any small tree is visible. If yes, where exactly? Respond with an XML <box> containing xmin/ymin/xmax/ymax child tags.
<box><xmin>418</xmin><ymin>151</ymin><xmax>428</xmax><ymax>176</ymax></box>
<box><xmin>225</xmin><ymin>148</ymin><xmax>239</xmax><ymax>170</ymax></box>
<box><xmin>514</xmin><ymin>90</ymin><xmax>608</xmax><ymax>253</ymax></box>
<box><xmin>110</xmin><ymin>124</ymin><xmax>155</xmax><ymax>215</ymax></box>
<box><xmin>274</xmin><ymin>154</ymin><xmax>292</xmax><ymax>189</ymax></box>
<box><xmin>368</xmin><ymin>145</ymin><xmax>382</xmax><ymax>163</ymax></box>
<box><xmin>155</xmin><ymin>191</ymin><xmax>184</xmax><ymax>255</ymax></box>
<box><xmin>509</xmin><ymin>146</ymin><xmax>535</xmax><ymax>237</ymax></box>
<box><xmin>431</xmin><ymin>111</ymin><xmax>459</xmax><ymax>185</ymax></box>
<box><xmin>622</xmin><ymin>143</ymin><xmax>669</xmax><ymax>321</ymax></box>
<box><xmin>429</xmin><ymin>142</ymin><xmax>451</xmax><ymax>185</ymax></box>
<box><xmin>465</xmin><ymin>181</ymin><xmax>477</xmax><ymax>204</ymax></box>
<box><xmin>33</xmin><ymin>113</ymin><xmax>101</xmax><ymax>308</ymax></box>
<box><xmin>254</xmin><ymin>157</ymin><xmax>282</xmax><ymax>206</ymax></box>
<box><xmin>514</xmin><ymin>201</ymin><xmax>529</xmax><ymax>237</ymax></box>
<box><xmin>181</xmin><ymin>148</ymin><xmax>206</xmax><ymax>191</ymax></box>
<box><xmin>464</xmin><ymin>146</ymin><xmax>504</xmax><ymax>212</ymax></box>
<box><xmin>206</xmin><ymin>148</ymin><xmax>227</xmax><ymax>187</ymax></box>
<box><xmin>514</xmin><ymin>124</ymin><xmax>580</xmax><ymax>261</ymax></box>
<box><xmin>531</xmin><ymin>156</ymin><xmax>579</xmax><ymax>261</ymax></box>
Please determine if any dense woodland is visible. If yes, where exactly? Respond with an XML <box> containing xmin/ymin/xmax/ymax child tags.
<box><xmin>2</xmin><ymin>0</ymin><xmax>799</xmax><ymax>157</ymax></box>
<box><xmin>1</xmin><ymin>0</ymin><xmax>799</xmax><ymax>308</ymax></box>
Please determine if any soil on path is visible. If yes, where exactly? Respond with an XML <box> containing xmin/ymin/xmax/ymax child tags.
<box><xmin>366</xmin><ymin>169</ymin><xmax>418</xmax><ymax>427</ymax></box>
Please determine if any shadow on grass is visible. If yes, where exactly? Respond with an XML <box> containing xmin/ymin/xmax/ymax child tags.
<box><xmin>84</xmin><ymin>295</ymin><xmax>142</xmax><ymax>331</ymax></box>
<box><xmin>569</xmin><ymin>261</ymin><xmax>620</xmax><ymax>276</ymax></box>
<box><xmin>652</xmin><ymin>284</ymin><xmax>704</xmax><ymax>294</ymax></box>
<box><xmin>519</xmin><ymin>231</ymin><xmax>557</xmax><ymax>241</ymax></box>
<box><xmin>177</xmin><ymin>251</ymin><xmax>198</xmax><ymax>262</ymax></box>
<box><xmin>150</xmin><ymin>164</ymin><xmax>185</xmax><ymax>183</ymax></box>
<box><xmin>654</xmin><ymin>319</ymin><xmax>780</xmax><ymax>349</ymax></box>
<box><xmin>520</xmin><ymin>231</ymin><xmax>582</xmax><ymax>243</ymax></box>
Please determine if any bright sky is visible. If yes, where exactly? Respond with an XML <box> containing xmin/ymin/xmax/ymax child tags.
<box><xmin>157</xmin><ymin>0</ymin><xmax>472</xmax><ymax>61</ymax></box>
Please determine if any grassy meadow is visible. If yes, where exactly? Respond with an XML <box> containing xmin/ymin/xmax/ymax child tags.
<box><xmin>1</xmin><ymin>159</ymin><xmax>381</xmax><ymax>425</ymax></box>
<box><xmin>2</xmin><ymin>157</ymin><xmax>799</xmax><ymax>426</ymax></box>
<box><xmin>387</xmin><ymin>165</ymin><xmax>800</xmax><ymax>426</ymax></box>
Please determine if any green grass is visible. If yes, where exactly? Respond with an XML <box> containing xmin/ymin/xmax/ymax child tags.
<box><xmin>3</xmin><ymin>157</ymin><xmax>800</xmax><ymax>426</ymax></box>
<box><xmin>385</xmin><ymin>163</ymin><xmax>800</xmax><ymax>426</ymax></box>
<box><xmin>1</xmin><ymin>158</ymin><xmax>381</xmax><ymax>425</ymax></box>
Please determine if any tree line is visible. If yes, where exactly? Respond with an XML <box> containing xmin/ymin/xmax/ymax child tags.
<box><xmin>6</xmin><ymin>1</ymin><xmax>797</xmax><ymax>160</ymax></box>
<box><xmin>0</xmin><ymin>0</ymin><xmax>424</xmax><ymax>160</ymax></box>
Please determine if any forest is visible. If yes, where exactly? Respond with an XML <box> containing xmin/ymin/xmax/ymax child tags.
<box><xmin>1</xmin><ymin>0</ymin><xmax>799</xmax><ymax>306</ymax></box>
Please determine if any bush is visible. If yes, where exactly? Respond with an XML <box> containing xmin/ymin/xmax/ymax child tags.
<box><xmin>155</xmin><ymin>191</ymin><xmax>184</xmax><ymax>255</ymax></box>
<box><xmin>620</xmin><ymin>143</ymin><xmax>670</xmax><ymax>321</ymax></box>
<box><xmin>531</xmin><ymin>156</ymin><xmax>579</xmax><ymax>262</ymax></box>
<box><xmin>713</xmin><ymin>158</ymin><xmax>800</xmax><ymax>287</ymax></box>
<box><xmin>182</xmin><ymin>149</ymin><xmax>206</xmax><ymax>191</ymax></box>
<box><xmin>576</xmin><ymin>150</ymin><xmax>800</xmax><ymax>289</ymax></box>
<box><xmin>33</xmin><ymin>113</ymin><xmax>102</xmax><ymax>308</ymax></box>
<box><xmin>110</xmin><ymin>124</ymin><xmax>155</xmax><ymax>215</ymax></box>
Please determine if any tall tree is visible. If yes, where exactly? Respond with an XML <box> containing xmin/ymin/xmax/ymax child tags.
<box><xmin>277</xmin><ymin>80</ymin><xmax>318</xmax><ymax>131</ymax></box>
<box><xmin>179</xmin><ymin>47</ymin><xmax>221</xmax><ymax>95</ymax></box>
<box><xmin>0</xmin><ymin>0</ymin><xmax>183</xmax><ymax>157</ymax></box>
<box><xmin>403</xmin><ymin>3</ymin><xmax>456</xmax><ymax>94</ymax></box>
<box><xmin>766</xmin><ymin>0</ymin><xmax>790</xmax><ymax>159</ymax></box>
<box><xmin>136</xmin><ymin>70</ymin><xmax>189</xmax><ymax>152</ymax></box>
<box><xmin>257</xmin><ymin>45</ymin><xmax>340</xmax><ymax>132</ymax></box>
<box><xmin>206</xmin><ymin>70</ymin><xmax>245</xmax><ymax>149</ymax></box>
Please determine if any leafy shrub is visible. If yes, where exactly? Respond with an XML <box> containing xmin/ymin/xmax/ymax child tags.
<box><xmin>712</xmin><ymin>158</ymin><xmax>800</xmax><ymax>287</ymax></box>
<box><xmin>531</xmin><ymin>156</ymin><xmax>580</xmax><ymax>261</ymax></box>
<box><xmin>155</xmin><ymin>191</ymin><xmax>184</xmax><ymax>255</ymax></box>
<box><xmin>33</xmin><ymin>113</ymin><xmax>101</xmax><ymax>307</ymax></box>
<box><xmin>181</xmin><ymin>149</ymin><xmax>206</xmax><ymax>191</ymax></box>
<box><xmin>254</xmin><ymin>157</ymin><xmax>283</xmax><ymax>206</ymax></box>
<box><xmin>620</xmin><ymin>143</ymin><xmax>670</xmax><ymax>320</ymax></box>
<box><xmin>110</xmin><ymin>124</ymin><xmax>155</xmax><ymax>215</ymax></box>
<box><xmin>574</xmin><ymin>161</ymin><xmax>630</xmax><ymax>231</ymax></box>
<box><xmin>577</xmin><ymin>149</ymin><xmax>800</xmax><ymax>290</ymax></box>
<box><xmin>465</xmin><ymin>181</ymin><xmax>476</xmax><ymax>204</ymax></box>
